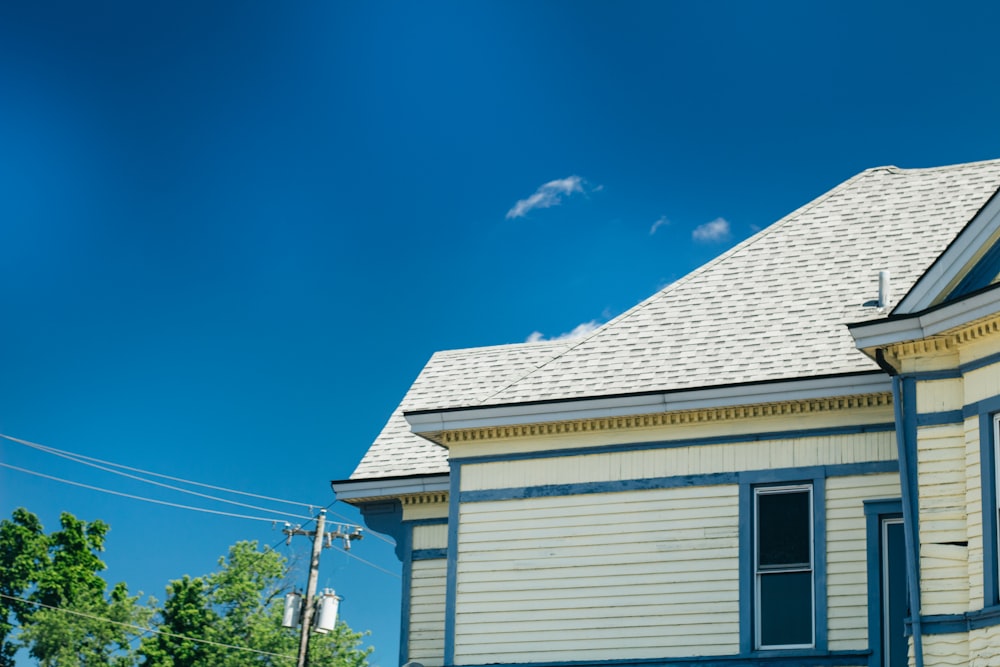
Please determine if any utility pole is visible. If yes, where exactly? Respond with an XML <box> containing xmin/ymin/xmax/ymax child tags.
<box><xmin>283</xmin><ymin>510</ymin><xmax>363</xmax><ymax>667</ymax></box>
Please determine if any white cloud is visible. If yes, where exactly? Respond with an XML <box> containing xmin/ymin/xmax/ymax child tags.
<box><xmin>506</xmin><ymin>176</ymin><xmax>586</xmax><ymax>219</ymax></box>
<box><xmin>649</xmin><ymin>216</ymin><xmax>669</xmax><ymax>235</ymax></box>
<box><xmin>692</xmin><ymin>217</ymin><xmax>731</xmax><ymax>243</ymax></box>
<box><xmin>525</xmin><ymin>319</ymin><xmax>600</xmax><ymax>343</ymax></box>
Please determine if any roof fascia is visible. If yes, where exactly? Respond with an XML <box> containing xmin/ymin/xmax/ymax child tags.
<box><xmin>895</xmin><ymin>186</ymin><xmax>1000</xmax><ymax>313</ymax></box>
<box><xmin>332</xmin><ymin>474</ymin><xmax>450</xmax><ymax>502</ymax></box>
<box><xmin>404</xmin><ymin>373</ymin><xmax>890</xmax><ymax>435</ymax></box>
<box><xmin>850</xmin><ymin>284</ymin><xmax>1000</xmax><ymax>349</ymax></box>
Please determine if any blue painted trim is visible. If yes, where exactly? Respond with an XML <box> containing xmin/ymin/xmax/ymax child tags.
<box><xmin>738</xmin><ymin>473</ymin><xmax>827</xmax><ymax>654</ymax></box>
<box><xmin>915</xmin><ymin>410</ymin><xmax>965</xmax><ymax>427</ymax></box>
<box><xmin>450</xmin><ymin>424</ymin><xmax>896</xmax><ymax>465</ymax></box>
<box><xmin>863</xmin><ymin>498</ymin><xmax>903</xmax><ymax>667</ymax></box>
<box><xmin>904</xmin><ymin>605</ymin><xmax>1000</xmax><ymax>634</ymax></box>
<box><xmin>963</xmin><ymin>394</ymin><xmax>1000</xmax><ymax>420</ymax></box>
<box><xmin>443</xmin><ymin>463</ymin><xmax>461</xmax><ymax>666</ymax></box>
<box><xmin>399</xmin><ymin>522</ymin><xmax>413</xmax><ymax>667</ymax></box>
<box><xmin>960</xmin><ymin>349</ymin><xmax>1000</xmax><ymax>374</ymax></box>
<box><xmin>460</xmin><ymin>462</ymin><xmax>898</xmax><ymax>504</ymax></box>
<box><xmin>901</xmin><ymin>369</ymin><xmax>963</xmax><ymax>381</ymax></box>
<box><xmin>978</xmin><ymin>399</ymin><xmax>1000</xmax><ymax>607</ymax></box>
<box><xmin>404</xmin><ymin>517</ymin><xmax>449</xmax><ymax>527</ymax></box>
<box><xmin>442</xmin><ymin>651</ymin><xmax>871</xmax><ymax>667</ymax></box>
<box><xmin>461</xmin><ymin>473</ymin><xmax>736</xmax><ymax>502</ymax></box>
<box><xmin>947</xmin><ymin>234</ymin><xmax>1000</xmax><ymax>301</ymax></box>
<box><xmin>357</xmin><ymin>500</ymin><xmax>405</xmax><ymax>561</ymax></box>
<box><xmin>894</xmin><ymin>376</ymin><xmax>924</xmax><ymax>667</ymax></box>
<box><xmin>411</xmin><ymin>548</ymin><xmax>447</xmax><ymax>561</ymax></box>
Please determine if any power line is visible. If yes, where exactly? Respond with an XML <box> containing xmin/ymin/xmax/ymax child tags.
<box><xmin>0</xmin><ymin>462</ymin><xmax>289</xmax><ymax>524</ymax></box>
<box><xmin>2</xmin><ymin>434</ymin><xmax>314</xmax><ymax>521</ymax></box>
<box><xmin>329</xmin><ymin>544</ymin><xmax>400</xmax><ymax>579</ymax></box>
<box><xmin>0</xmin><ymin>593</ymin><xmax>295</xmax><ymax>661</ymax></box>
<box><xmin>0</xmin><ymin>433</ymin><xmax>316</xmax><ymax>509</ymax></box>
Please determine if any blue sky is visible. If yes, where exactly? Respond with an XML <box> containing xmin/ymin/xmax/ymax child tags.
<box><xmin>3</xmin><ymin>2</ymin><xmax>1000</xmax><ymax>664</ymax></box>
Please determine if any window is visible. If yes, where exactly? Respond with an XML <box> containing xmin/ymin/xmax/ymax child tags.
<box><xmin>754</xmin><ymin>485</ymin><xmax>815</xmax><ymax>649</ymax></box>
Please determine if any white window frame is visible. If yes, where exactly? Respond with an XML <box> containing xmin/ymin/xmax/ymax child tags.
<box><xmin>754</xmin><ymin>484</ymin><xmax>815</xmax><ymax>650</ymax></box>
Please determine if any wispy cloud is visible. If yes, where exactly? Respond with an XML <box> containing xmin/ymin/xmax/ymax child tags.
<box><xmin>506</xmin><ymin>176</ymin><xmax>586</xmax><ymax>219</ymax></box>
<box><xmin>692</xmin><ymin>217</ymin><xmax>731</xmax><ymax>243</ymax></box>
<box><xmin>649</xmin><ymin>216</ymin><xmax>670</xmax><ymax>235</ymax></box>
<box><xmin>526</xmin><ymin>319</ymin><xmax>600</xmax><ymax>343</ymax></box>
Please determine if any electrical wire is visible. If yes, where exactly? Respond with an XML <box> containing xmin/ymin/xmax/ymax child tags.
<box><xmin>0</xmin><ymin>462</ymin><xmax>290</xmax><ymax>524</ymax></box>
<box><xmin>0</xmin><ymin>593</ymin><xmax>295</xmax><ymax>661</ymax></box>
<box><xmin>0</xmin><ymin>433</ymin><xmax>316</xmax><ymax>509</ymax></box>
<box><xmin>2</xmin><ymin>435</ymin><xmax>314</xmax><ymax>521</ymax></box>
<box><xmin>328</xmin><ymin>545</ymin><xmax>400</xmax><ymax>580</ymax></box>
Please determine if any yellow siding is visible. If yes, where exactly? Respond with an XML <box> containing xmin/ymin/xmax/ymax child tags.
<box><xmin>969</xmin><ymin>623</ymin><xmax>1000</xmax><ymax>667</ymax></box>
<box><xmin>413</xmin><ymin>524</ymin><xmax>448</xmax><ymax>550</ymax></box>
<box><xmin>917</xmin><ymin>379</ymin><xmax>964</xmax><ymax>413</ymax></box>
<box><xmin>403</xmin><ymin>500</ymin><xmax>449</xmax><ymax>522</ymax></box>
<box><xmin>461</xmin><ymin>431</ymin><xmax>895</xmax><ymax>492</ymax></box>
<box><xmin>826</xmin><ymin>473</ymin><xmax>901</xmax><ymax>651</ymax></box>
<box><xmin>964</xmin><ymin>360</ymin><xmax>1000</xmax><ymax>406</ymax></box>
<box><xmin>409</xmin><ymin>559</ymin><xmax>447</xmax><ymax>667</ymax></box>
<box><xmin>922</xmin><ymin>632</ymin><xmax>969</xmax><ymax>667</ymax></box>
<box><xmin>966</xmin><ymin>415</ymin><xmax>985</xmax><ymax>609</ymax></box>
<box><xmin>917</xmin><ymin>420</ymin><xmax>969</xmax><ymax>615</ymax></box>
<box><xmin>454</xmin><ymin>486</ymin><xmax>740</xmax><ymax>663</ymax></box>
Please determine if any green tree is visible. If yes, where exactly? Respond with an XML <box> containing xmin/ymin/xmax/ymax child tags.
<box><xmin>140</xmin><ymin>541</ymin><xmax>371</xmax><ymax>667</ymax></box>
<box><xmin>12</xmin><ymin>511</ymin><xmax>150</xmax><ymax>667</ymax></box>
<box><xmin>0</xmin><ymin>508</ymin><xmax>49</xmax><ymax>667</ymax></box>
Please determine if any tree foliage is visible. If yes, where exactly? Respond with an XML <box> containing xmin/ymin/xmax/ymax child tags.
<box><xmin>1</xmin><ymin>509</ymin><xmax>373</xmax><ymax>667</ymax></box>
<box><xmin>139</xmin><ymin>541</ymin><xmax>372</xmax><ymax>667</ymax></box>
<box><xmin>0</xmin><ymin>509</ymin><xmax>149</xmax><ymax>667</ymax></box>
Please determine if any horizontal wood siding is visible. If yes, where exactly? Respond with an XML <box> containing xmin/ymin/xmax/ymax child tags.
<box><xmin>413</xmin><ymin>523</ymin><xmax>448</xmax><ymax>550</ymax></box>
<box><xmin>969</xmin><ymin>624</ymin><xmax>1000</xmax><ymax>667</ymax></box>
<box><xmin>826</xmin><ymin>473</ymin><xmax>900</xmax><ymax>651</ymax></box>
<box><xmin>965</xmin><ymin>415</ymin><xmax>985</xmax><ymax>609</ymax></box>
<box><xmin>454</xmin><ymin>486</ymin><xmax>739</xmax><ymax>663</ymax></box>
<box><xmin>917</xmin><ymin>423</ymin><xmax>970</xmax><ymax>615</ymax></box>
<box><xmin>409</xmin><ymin>559</ymin><xmax>446</xmax><ymax>667</ymax></box>
<box><xmin>922</xmin><ymin>631</ymin><xmax>969</xmax><ymax>666</ymax></box>
<box><xmin>461</xmin><ymin>431</ymin><xmax>896</xmax><ymax>492</ymax></box>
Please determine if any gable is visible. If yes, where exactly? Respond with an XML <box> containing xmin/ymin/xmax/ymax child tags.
<box><xmin>894</xmin><ymin>179</ymin><xmax>1000</xmax><ymax>313</ymax></box>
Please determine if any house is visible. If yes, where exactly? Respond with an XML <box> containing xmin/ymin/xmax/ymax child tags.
<box><xmin>332</xmin><ymin>159</ymin><xmax>1000</xmax><ymax>667</ymax></box>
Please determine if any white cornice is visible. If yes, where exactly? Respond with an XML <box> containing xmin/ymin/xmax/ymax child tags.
<box><xmin>850</xmin><ymin>287</ymin><xmax>1000</xmax><ymax>350</ymax></box>
<box><xmin>332</xmin><ymin>475</ymin><xmax>449</xmax><ymax>502</ymax></box>
<box><xmin>404</xmin><ymin>373</ymin><xmax>891</xmax><ymax>436</ymax></box>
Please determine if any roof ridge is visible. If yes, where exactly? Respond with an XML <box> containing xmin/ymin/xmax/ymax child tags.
<box><xmin>473</xmin><ymin>166</ymin><xmax>876</xmax><ymax>404</ymax></box>
<box><xmin>873</xmin><ymin>157</ymin><xmax>1000</xmax><ymax>174</ymax></box>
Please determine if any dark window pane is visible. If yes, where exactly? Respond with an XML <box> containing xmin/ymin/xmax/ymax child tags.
<box><xmin>759</xmin><ymin>571</ymin><xmax>813</xmax><ymax>646</ymax></box>
<box><xmin>758</xmin><ymin>490</ymin><xmax>810</xmax><ymax>567</ymax></box>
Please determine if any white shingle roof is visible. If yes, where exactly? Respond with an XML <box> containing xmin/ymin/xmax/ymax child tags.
<box><xmin>350</xmin><ymin>160</ymin><xmax>1000</xmax><ymax>480</ymax></box>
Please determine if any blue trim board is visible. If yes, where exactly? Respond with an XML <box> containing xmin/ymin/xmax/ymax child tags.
<box><xmin>948</xmin><ymin>234</ymin><xmax>1000</xmax><ymax>301</ymax></box>
<box><xmin>915</xmin><ymin>410</ymin><xmax>965</xmax><ymax>427</ymax></box>
<box><xmin>903</xmin><ymin>605</ymin><xmax>1000</xmax><ymax>634</ymax></box>
<box><xmin>897</xmin><ymin>350</ymin><xmax>1000</xmax><ymax>382</ymax></box>
<box><xmin>412</xmin><ymin>548</ymin><xmax>447</xmax><ymax>561</ymax></box>
<box><xmin>461</xmin><ymin>462</ymin><xmax>898</xmax><ymax>504</ymax></box>
<box><xmin>399</xmin><ymin>522</ymin><xmax>413</xmax><ymax>667</ymax></box>
<box><xmin>978</xmin><ymin>397</ymin><xmax>1000</xmax><ymax>607</ymax></box>
<box><xmin>863</xmin><ymin>498</ymin><xmax>903</xmax><ymax>667</ymax></box>
<box><xmin>894</xmin><ymin>376</ymin><xmax>924</xmax><ymax>667</ymax></box>
<box><xmin>960</xmin><ymin>349</ymin><xmax>1000</xmax><ymax>375</ymax></box>
<box><xmin>449</xmin><ymin>424</ymin><xmax>896</xmax><ymax>466</ymax></box>
<box><xmin>443</xmin><ymin>464</ymin><xmax>461</xmax><ymax>667</ymax></box>
<box><xmin>441</xmin><ymin>653</ymin><xmax>870</xmax><ymax>667</ymax></box>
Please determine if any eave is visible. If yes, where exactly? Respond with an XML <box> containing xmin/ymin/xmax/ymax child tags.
<box><xmin>331</xmin><ymin>472</ymin><xmax>450</xmax><ymax>504</ymax></box>
<box><xmin>404</xmin><ymin>371</ymin><xmax>892</xmax><ymax>443</ymax></box>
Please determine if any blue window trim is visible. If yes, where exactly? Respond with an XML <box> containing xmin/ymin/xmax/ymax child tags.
<box><xmin>863</xmin><ymin>498</ymin><xmax>903</xmax><ymax>667</ymax></box>
<box><xmin>738</xmin><ymin>469</ymin><xmax>827</xmax><ymax>656</ymax></box>
<box><xmin>977</xmin><ymin>395</ymin><xmax>1000</xmax><ymax>609</ymax></box>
